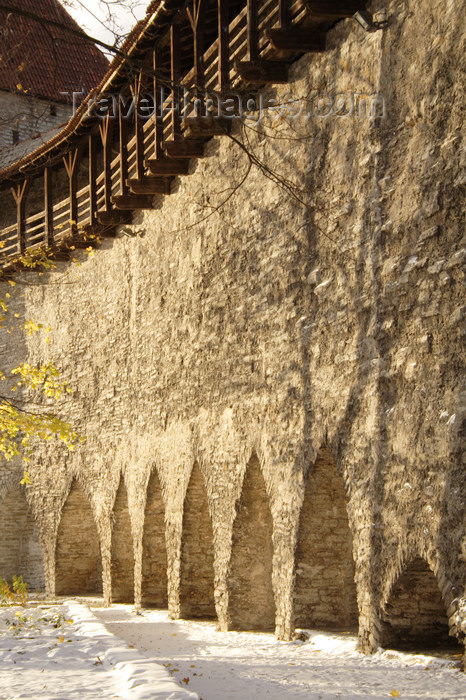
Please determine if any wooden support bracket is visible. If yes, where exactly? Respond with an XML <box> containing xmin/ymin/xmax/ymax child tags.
<box><xmin>111</xmin><ymin>194</ymin><xmax>154</xmax><ymax>210</ymax></box>
<box><xmin>266</xmin><ymin>28</ymin><xmax>326</xmax><ymax>53</ymax></box>
<box><xmin>183</xmin><ymin>116</ymin><xmax>232</xmax><ymax>138</ymax></box>
<box><xmin>96</xmin><ymin>211</ymin><xmax>132</xmax><ymax>226</ymax></box>
<box><xmin>127</xmin><ymin>177</ymin><xmax>173</xmax><ymax>195</ymax></box>
<box><xmin>145</xmin><ymin>158</ymin><xmax>191</xmax><ymax>176</ymax></box>
<box><xmin>235</xmin><ymin>60</ymin><xmax>289</xmax><ymax>84</ymax></box>
<box><xmin>162</xmin><ymin>140</ymin><xmax>205</xmax><ymax>158</ymax></box>
<box><xmin>301</xmin><ymin>0</ymin><xmax>364</xmax><ymax>20</ymax></box>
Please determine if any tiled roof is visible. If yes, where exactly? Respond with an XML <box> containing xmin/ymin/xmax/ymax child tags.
<box><xmin>0</xmin><ymin>0</ymin><xmax>109</xmax><ymax>103</ymax></box>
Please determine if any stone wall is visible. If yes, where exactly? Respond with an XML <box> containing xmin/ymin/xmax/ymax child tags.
<box><xmin>0</xmin><ymin>0</ymin><xmax>464</xmax><ymax>658</ymax></box>
<box><xmin>0</xmin><ymin>486</ymin><xmax>45</xmax><ymax>590</ymax></box>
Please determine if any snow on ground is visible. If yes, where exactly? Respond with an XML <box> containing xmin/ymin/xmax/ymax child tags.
<box><xmin>0</xmin><ymin>602</ymin><xmax>198</xmax><ymax>700</ymax></box>
<box><xmin>92</xmin><ymin>605</ymin><xmax>466</xmax><ymax>700</ymax></box>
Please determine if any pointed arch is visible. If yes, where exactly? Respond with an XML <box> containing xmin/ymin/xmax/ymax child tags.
<box><xmin>55</xmin><ymin>480</ymin><xmax>102</xmax><ymax>595</ymax></box>
<box><xmin>180</xmin><ymin>462</ymin><xmax>216</xmax><ymax>619</ymax></box>
<box><xmin>294</xmin><ymin>447</ymin><xmax>358</xmax><ymax>629</ymax></box>
<box><xmin>111</xmin><ymin>477</ymin><xmax>134</xmax><ymax>602</ymax></box>
<box><xmin>380</xmin><ymin>557</ymin><xmax>461</xmax><ymax>650</ymax></box>
<box><xmin>228</xmin><ymin>452</ymin><xmax>275</xmax><ymax>630</ymax></box>
<box><xmin>142</xmin><ymin>468</ymin><xmax>168</xmax><ymax>607</ymax></box>
<box><xmin>0</xmin><ymin>487</ymin><xmax>45</xmax><ymax>590</ymax></box>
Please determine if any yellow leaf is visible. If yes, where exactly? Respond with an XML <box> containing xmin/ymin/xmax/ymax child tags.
<box><xmin>58</xmin><ymin>636</ymin><xmax>65</xmax><ymax>643</ymax></box>
<box><xmin>390</xmin><ymin>692</ymin><xmax>400</xmax><ymax>698</ymax></box>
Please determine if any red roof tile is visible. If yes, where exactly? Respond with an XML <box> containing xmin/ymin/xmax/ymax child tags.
<box><xmin>0</xmin><ymin>0</ymin><xmax>109</xmax><ymax>103</ymax></box>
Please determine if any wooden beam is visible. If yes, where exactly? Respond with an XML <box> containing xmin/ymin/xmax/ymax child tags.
<box><xmin>96</xmin><ymin>211</ymin><xmax>132</xmax><ymax>226</ymax></box>
<box><xmin>127</xmin><ymin>177</ymin><xmax>172</xmax><ymax>195</ymax></box>
<box><xmin>44</xmin><ymin>166</ymin><xmax>54</xmax><ymax>248</ymax></box>
<box><xmin>145</xmin><ymin>158</ymin><xmax>191</xmax><ymax>176</ymax></box>
<box><xmin>11</xmin><ymin>179</ymin><xmax>30</xmax><ymax>255</ymax></box>
<box><xmin>162</xmin><ymin>140</ymin><xmax>205</xmax><ymax>158</ymax></box>
<box><xmin>266</xmin><ymin>28</ymin><xmax>326</xmax><ymax>52</ymax></box>
<box><xmin>183</xmin><ymin>115</ymin><xmax>231</xmax><ymax>138</ymax></box>
<box><xmin>235</xmin><ymin>60</ymin><xmax>289</xmax><ymax>84</ymax></box>
<box><xmin>112</xmin><ymin>194</ymin><xmax>153</xmax><ymax>210</ymax></box>
<box><xmin>302</xmin><ymin>0</ymin><xmax>364</xmax><ymax>20</ymax></box>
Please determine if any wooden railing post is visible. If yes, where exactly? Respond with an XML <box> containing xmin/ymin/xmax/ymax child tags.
<box><xmin>132</xmin><ymin>73</ymin><xmax>144</xmax><ymax>179</ymax></box>
<box><xmin>119</xmin><ymin>96</ymin><xmax>129</xmax><ymax>196</ymax></box>
<box><xmin>170</xmin><ymin>24</ymin><xmax>182</xmax><ymax>140</ymax></box>
<box><xmin>88</xmin><ymin>132</ymin><xmax>98</xmax><ymax>225</ymax></box>
<box><xmin>279</xmin><ymin>0</ymin><xmax>290</xmax><ymax>28</ymax></box>
<box><xmin>63</xmin><ymin>148</ymin><xmax>80</xmax><ymax>237</ymax></box>
<box><xmin>152</xmin><ymin>49</ymin><xmax>164</xmax><ymax>159</ymax></box>
<box><xmin>187</xmin><ymin>0</ymin><xmax>207</xmax><ymax>113</ymax></box>
<box><xmin>11</xmin><ymin>180</ymin><xmax>30</xmax><ymax>255</ymax></box>
<box><xmin>218</xmin><ymin>0</ymin><xmax>230</xmax><ymax>92</ymax></box>
<box><xmin>99</xmin><ymin>115</ymin><xmax>114</xmax><ymax>212</ymax></box>
<box><xmin>44</xmin><ymin>166</ymin><xmax>54</xmax><ymax>248</ymax></box>
<box><xmin>246</xmin><ymin>0</ymin><xmax>259</xmax><ymax>62</ymax></box>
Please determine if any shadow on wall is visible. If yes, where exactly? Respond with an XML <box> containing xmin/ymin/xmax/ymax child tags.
<box><xmin>55</xmin><ymin>479</ymin><xmax>102</xmax><ymax>596</ymax></box>
<box><xmin>180</xmin><ymin>462</ymin><xmax>216</xmax><ymax>620</ymax></box>
<box><xmin>380</xmin><ymin>557</ymin><xmax>462</xmax><ymax>652</ymax></box>
<box><xmin>111</xmin><ymin>477</ymin><xmax>134</xmax><ymax>603</ymax></box>
<box><xmin>228</xmin><ymin>452</ymin><xmax>275</xmax><ymax>631</ymax></box>
<box><xmin>0</xmin><ymin>486</ymin><xmax>45</xmax><ymax>590</ymax></box>
<box><xmin>294</xmin><ymin>447</ymin><xmax>358</xmax><ymax>630</ymax></box>
<box><xmin>142</xmin><ymin>467</ymin><xmax>168</xmax><ymax>607</ymax></box>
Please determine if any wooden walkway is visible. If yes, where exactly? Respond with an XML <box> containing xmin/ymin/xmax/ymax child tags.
<box><xmin>0</xmin><ymin>0</ymin><xmax>365</xmax><ymax>266</ymax></box>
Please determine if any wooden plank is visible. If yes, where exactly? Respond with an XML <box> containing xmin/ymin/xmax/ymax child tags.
<box><xmin>266</xmin><ymin>28</ymin><xmax>326</xmax><ymax>52</ymax></box>
<box><xmin>145</xmin><ymin>158</ymin><xmax>191</xmax><ymax>176</ymax></box>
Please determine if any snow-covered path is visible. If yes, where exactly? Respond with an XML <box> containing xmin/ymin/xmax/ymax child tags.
<box><xmin>93</xmin><ymin>605</ymin><xmax>465</xmax><ymax>700</ymax></box>
<box><xmin>0</xmin><ymin>602</ymin><xmax>197</xmax><ymax>700</ymax></box>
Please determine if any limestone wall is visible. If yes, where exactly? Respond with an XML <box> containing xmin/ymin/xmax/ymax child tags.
<box><xmin>0</xmin><ymin>0</ymin><xmax>464</xmax><ymax>654</ymax></box>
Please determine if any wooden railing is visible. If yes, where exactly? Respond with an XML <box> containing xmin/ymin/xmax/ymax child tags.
<box><xmin>0</xmin><ymin>0</ymin><xmax>364</xmax><ymax>265</ymax></box>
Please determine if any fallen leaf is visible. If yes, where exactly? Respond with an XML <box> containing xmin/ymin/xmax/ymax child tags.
<box><xmin>183</xmin><ymin>678</ymin><xmax>190</xmax><ymax>685</ymax></box>
<box><xmin>58</xmin><ymin>636</ymin><xmax>65</xmax><ymax>643</ymax></box>
<box><xmin>190</xmin><ymin>665</ymin><xmax>196</xmax><ymax>668</ymax></box>
<box><xmin>390</xmin><ymin>692</ymin><xmax>400</xmax><ymax>698</ymax></box>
